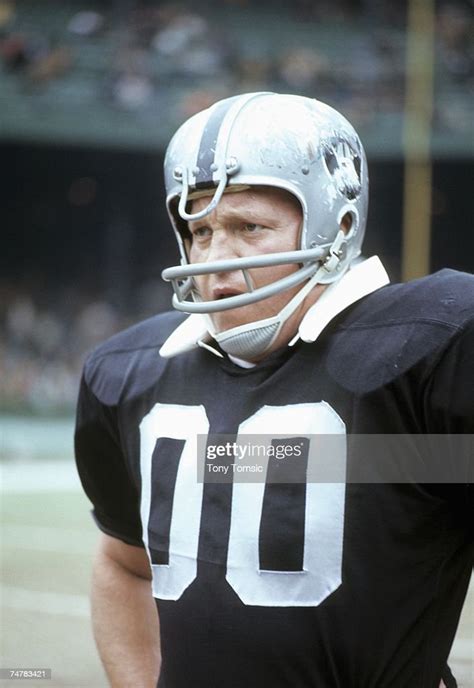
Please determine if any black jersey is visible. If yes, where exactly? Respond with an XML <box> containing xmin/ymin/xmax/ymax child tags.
<box><xmin>75</xmin><ymin>269</ymin><xmax>474</xmax><ymax>688</ymax></box>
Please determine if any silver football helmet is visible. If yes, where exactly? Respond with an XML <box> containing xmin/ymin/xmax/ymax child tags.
<box><xmin>162</xmin><ymin>92</ymin><xmax>368</xmax><ymax>317</ymax></box>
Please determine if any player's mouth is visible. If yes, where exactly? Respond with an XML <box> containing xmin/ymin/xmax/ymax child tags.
<box><xmin>212</xmin><ymin>287</ymin><xmax>244</xmax><ymax>300</ymax></box>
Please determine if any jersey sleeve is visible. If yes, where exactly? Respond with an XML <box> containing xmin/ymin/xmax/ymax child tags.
<box><xmin>74</xmin><ymin>367</ymin><xmax>144</xmax><ymax>547</ymax></box>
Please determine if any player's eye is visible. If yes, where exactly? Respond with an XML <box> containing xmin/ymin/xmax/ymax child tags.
<box><xmin>191</xmin><ymin>225</ymin><xmax>212</xmax><ymax>239</ymax></box>
<box><xmin>243</xmin><ymin>223</ymin><xmax>263</xmax><ymax>233</ymax></box>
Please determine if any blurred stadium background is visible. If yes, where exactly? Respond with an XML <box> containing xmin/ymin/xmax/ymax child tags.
<box><xmin>0</xmin><ymin>0</ymin><xmax>472</xmax><ymax>685</ymax></box>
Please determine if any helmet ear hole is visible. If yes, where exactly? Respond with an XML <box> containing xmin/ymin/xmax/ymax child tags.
<box><xmin>337</xmin><ymin>206</ymin><xmax>359</xmax><ymax>240</ymax></box>
<box><xmin>340</xmin><ymin>212</ymin><xmax>353</xmax><ymax>234</ymax></box>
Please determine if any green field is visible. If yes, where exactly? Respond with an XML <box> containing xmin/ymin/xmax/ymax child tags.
<box><xmin>1</xmin><ymin>486</ymin><xmax>108</xmax><ymax>687</ymax></box>
<box><xmin>1</xmin><ymin>417</ymin><xmax>473</xmax><ymax>687</ymax></box>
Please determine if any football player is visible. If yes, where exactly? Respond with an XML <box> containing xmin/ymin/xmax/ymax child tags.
<box><xmin>75</xmin><ymin>93</ymin><xmax>472</xmax><ymax>687</ymax></box>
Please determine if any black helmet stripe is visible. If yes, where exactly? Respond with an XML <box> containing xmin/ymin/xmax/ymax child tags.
<box><xmin>194</xmin><ymin>96</ymin><xmax>241</xmax><ymax>189</ymax></box>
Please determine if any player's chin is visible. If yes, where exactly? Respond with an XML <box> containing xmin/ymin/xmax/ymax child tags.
<box><xmin>211</xmin><ymin>301</ymin><xmax>277</xmax><ymax>333</ymax></box>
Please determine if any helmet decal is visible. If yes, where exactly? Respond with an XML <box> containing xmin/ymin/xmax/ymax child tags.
<box><xmin>322</xmin><ymin>136</ymin><xmax>362</xmax><ymax>201</ymax></box>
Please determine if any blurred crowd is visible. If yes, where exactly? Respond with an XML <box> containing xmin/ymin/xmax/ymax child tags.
<box><xmin>0</xmin><ymin>243</ymin><xmax>178</xmax><ymax>412</ymax></box>
<box><xmin>0</xmin><ymin>285</ymin><xmax>131</xmax><ymax>414</ymax></box>
<box><xmin>0</xmin><ymin>0</ymin><xmax>472</xmax><ymax>137</ymax></box>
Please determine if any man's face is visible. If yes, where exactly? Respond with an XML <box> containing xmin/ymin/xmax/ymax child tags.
<box><xmin>186</xmin><ymin>186</ymin><xmax>325</xmax><ymax>346</ymax></box>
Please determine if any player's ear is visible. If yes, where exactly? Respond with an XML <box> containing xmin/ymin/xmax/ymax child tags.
<box><xmin>340</xmin><ymin>212</ymin><xmax>352</xmax><ymax>235</ymax></box>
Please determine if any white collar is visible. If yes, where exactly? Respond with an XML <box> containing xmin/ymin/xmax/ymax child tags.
<box><xmin>159</xmin><ymin>256</ymin><xmax>390</xmax><ymax>359</ymax></box>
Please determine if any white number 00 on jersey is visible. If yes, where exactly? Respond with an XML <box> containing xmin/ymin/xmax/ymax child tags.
<box><xmin>139</xmin><ymin>403</ymin><xmax>346</xmax><ymax>607</ymax></box>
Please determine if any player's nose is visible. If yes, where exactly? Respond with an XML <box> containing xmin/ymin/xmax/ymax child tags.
<box><xmin>206</xmin><ymin>228</ymin><xmax>239</xmax><ymax>263</ymax></box>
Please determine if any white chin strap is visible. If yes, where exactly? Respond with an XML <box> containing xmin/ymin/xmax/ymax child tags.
<box><xmin>207</xmin><ymin>266</ymin><xmax>326</xmax><ymax>360</ymax></box>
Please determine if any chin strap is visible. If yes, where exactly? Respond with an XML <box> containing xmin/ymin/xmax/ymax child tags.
<box><xmin>208</xmin><ymin>264</ymin><xmax>327</xmax><ymax>360</ymax></box>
